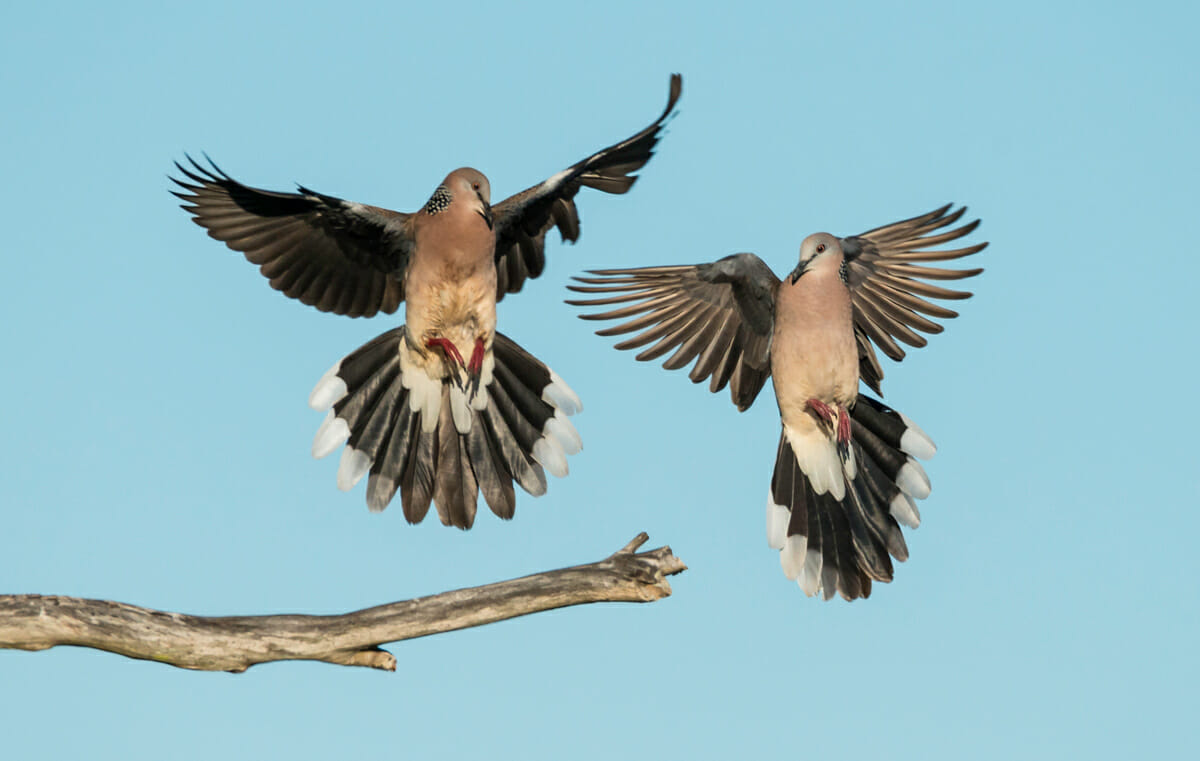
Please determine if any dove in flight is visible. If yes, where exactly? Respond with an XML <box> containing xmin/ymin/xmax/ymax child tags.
<box><xmin>568</xmin><ymin>203</ymin><xmax>985</xmax><ymax>599</ymax></box>
<box><xmin>172</xmin><ymin>74</ymin><xmax>682</xmax><ymax>529</ymax></box>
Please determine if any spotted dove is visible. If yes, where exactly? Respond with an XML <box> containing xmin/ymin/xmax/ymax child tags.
<box><xmin>172</xmin><ymin>74</ymin><xmax>682</xmax><ymax>529</ymax></box>
<box><xmin>568</xmin><ymin>204</ymin><xmax>986</xmax><ymax>599</ymax></box>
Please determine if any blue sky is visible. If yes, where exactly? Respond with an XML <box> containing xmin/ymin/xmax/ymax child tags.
<box><xmin>2</xmin><ymin>1</ymin><xmax>1197</xmax><ymax>758</ymax></box>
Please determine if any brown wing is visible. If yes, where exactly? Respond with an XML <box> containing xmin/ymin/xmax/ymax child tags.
<box><xmin>171</xmin><ymin>156</ymin><xmax>412</xmax><ymax>318</ymax></box>
<box><xmin>567</xmin><ymin>253</ymin><xmax>779</xmax><ymax>412</ymax></box>
<box><xmin>841</xmin><ymin>204</ymin><xmax>987</xmax><ymax>394</ymax></box>
<box><xmin>490</xmin><ymin>74</ymin><xmax>682</xmax><ymax>300</ymax></box>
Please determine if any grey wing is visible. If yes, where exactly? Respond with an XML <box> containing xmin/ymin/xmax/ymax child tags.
<box><xmin>489</xmin><ymin>74</ymin><xmax>682</xmax><ymax>300</ymax></box>
<box><xmin>171</xmin><ymin>155</ymin><xmax>412</xmax><ymax>318</ymax></box>
<box><xmin>567</xmin><ymin>253</ymin><xmax>780</xmax><ymax>412</ymax></box>
<box><xmin>841</xmin><ymin>204</ymin><xmax>988</xmax><ymax>394</ymax></box>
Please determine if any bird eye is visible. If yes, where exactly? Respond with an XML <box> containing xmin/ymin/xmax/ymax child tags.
<box><xmin>472</xmin><ymin>182</ymin><xmax>480</xmax><ymax>190</ymax></box>
<box><xmin>816</xmin><ymin>243</ymin><xmax>826</xmax><ymax>254</ymax></box>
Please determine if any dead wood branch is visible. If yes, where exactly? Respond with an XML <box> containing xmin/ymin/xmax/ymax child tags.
<box><xmin>0</xmin><ymin>533</ymin><xmax>685</xmax><ymax>672</ymax></box>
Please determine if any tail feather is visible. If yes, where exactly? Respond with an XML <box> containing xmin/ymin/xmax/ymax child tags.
<box><xmin>483</xmin><ymin>375</ymin><xmax>550</xmax><ymax>483</ymax></box>
<box><xmin>829</xmin><ymin>505</ymin><xmax>865</xmax><ymax>601</ymax></box>
<box><xmin>490</xmin><ymin>363</ymin><xmax>551</xmax><ymax>449</ymax></box>
<box><xmin>353</xmin><ymin>373</ymin><xmax>406</xmax><ymax>467</ymax></box>
<box><xmin>365</xmin><ymin>400</ymin><xmax>417</xmax><ymax>512</ymax></box>
<box><xmin>330</xmin><ymin>357</ymin><xmax>402</xmax><ymax>494</ymax></box>
<box><xmin>853</xmin><ymin>445</ymin><xmax>913</xmax><ymax>554</ymax></box>
<box><xmin>480</xmin><ymin>397</ymin><xmax>548</xmax><ymax>497</ymax></box>
<box><xmin>494</xmin><ymin>338</ymin><xmax>553</xmax><ymax>400</ymax></box>
<box><xmin>434</xmin><ymin>390</ymin><xmax>479</xmax><ymax>529</ymax></box>
<box><xmin>851</xmin><ymin>418</ymin><xmax>910</xmax><ymax>483</ymax></box>
<box><xmin>847</xmin><ymin>465</ymin><xmax>907</xmax><ymax>564</ymax></box>
<box><xmin>843</xmin><ymin>475</ymin><xmax>894</xmax><ymax>582</ymax></box>
<box><xmin>312</xmin><ymin>328</ymin><xmax>402</xmax><ymax>410</ymax></box>
<box><xmin>330</xmin><ymin>356</ymin><xmax>400</xmax><ymax>445</ymax></box>
<box><xmin>467</xmin><ymin>422</ymin><xmax>516</xmax><ymax>520</ymax></box>
<box><xmin>310</xmin><ymin>327</ymin><xmax>578</xmax><ymax>527</ymax></box>
<box><xmin>768</xmin><ymin>394</ymin><xmax>934</xmax><ymax>600</ymax></box>
<box><xmin>817</xmin><ymin>504</ymin><xmax>841</xmax><ymax>600</ymax></box>
<box><xmin>400</xmin><ymin>428</ymin><xmax>437</xmax><ymax>524</ymax></box>
<box><xmin>493</xmin><ymin>361</ymin><xmax>559</xmax><ymax>438</ymax></box>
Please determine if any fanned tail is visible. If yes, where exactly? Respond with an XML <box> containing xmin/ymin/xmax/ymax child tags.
<box><xmin>308</xmin><ymin>328</ymin><xmax>582</xmax><ymax>528</ymax></box>
<box><xmin>766</xmin><ymin>395</ymin><xmax>935</xmax><ymax>600</ymax></box>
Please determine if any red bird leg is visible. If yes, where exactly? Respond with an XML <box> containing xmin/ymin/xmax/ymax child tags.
<box><xmin>467</xmin><ymin>338</ymin><xmax>485</xmax><ymax>376</ymax></box>
<box><xmin>805</xmin><ymin>398</ymin><xmax>835</xmax><ymax>428</ymax></box>
<box><xmin>465</xmin><ymin>338</ymin><xmax>486</xmax><ymax>397</ymax></box>
<box><xmin>836</xmin><ymin>404</ymin><xmax>852</xmax><ymax>447</ymax></box>
<box><xmin>836</xmin><ymin>403</ymin><xmax>852</xmax><ymax>462</ymax></box>
<box><xmin>425</xmin><ymin>337</ymin><xmax>465</xmax><ymax>367</ymax></box>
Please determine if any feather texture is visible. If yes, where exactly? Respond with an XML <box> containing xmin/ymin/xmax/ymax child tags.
<box><xmin>309</xmin><ymin>329</ymin><xmax>578</xmax><ymax>527</ymax></box>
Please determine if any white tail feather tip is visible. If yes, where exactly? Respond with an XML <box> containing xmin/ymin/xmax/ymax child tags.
<box><xmin>308</xmin><ymin>370</ymin><xmax>347</xmax><ymax>411</ymax></box>
<box><xmin>337</xmin><ymin>447</ymin><xmax>371</xmax><ymax>491</ymax></box>
<box><xmin>897</xmin><ymin>461</ymin><xmax>932</xmax><ymax>500</ymax></box>
<box><xmin>781</xmin><ymin>534</ymin><xmax>808</xmax><ymax>580</ymax></box>
<box><xmin>801</xmin><ymin>550</ymin><xmax>822</xmax><ymax>597</ymax></box>
<box><xmin>898</xmin><ymin>412</ymin><xmax>936</xmax><ymax>458</ymax></box>
<box><xmin>766</xmin><ymin>498</ymin><xmax>789</xmax><ymax>550</ymax></box>
<box><xmin>546</xmin><ymin>414</ymin><xmax>582</xmax><ymax>455</ymax></box>
<box><xmin>532</xmin><ymin>437</ymin><xmax>569</xmax><ymax>478</ymax></box>
<box><xmin>543</xmin><ymin>370</ymin><xmax>583</xmax><ymax>415</ymax></box>
<box><xmin>312</xmin><ymin>413</ymin><xmax>350</xmax><ymax>459</ymax></box>
<box><xmin>889</xmin><ymin>491</ymin><xmax>921</xmax><ymax>529</ymax></box>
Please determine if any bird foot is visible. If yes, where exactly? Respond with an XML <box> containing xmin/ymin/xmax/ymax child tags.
<box><xmin>836</xmin><ymin>404</ymin><xmax>852</xmax><ymax>447</ymax></box>
<box><xmin>836</xmin><ymin>403</ymin><xmax>852</xmax><ymax>461</ymax></box>
<box><xmin>806</xmin><ymin>399</ymin><xmax>836</xmax><ymax>427</ymax></box>
<box><xmin>467</xmin><ymin>337</ymin><xmax>485</xmax><ymax>376</ymax></box>
<box><xmin>425</xmin><ymin>337</ymin><xmax>466</xmax><ymax>368</ymax></box>
<box><xmin>807</xmin><ymin>399</ymin><xmax>853</xmax><ymax>454</ymax></box>
<box><xmin>428</xmin><ymin>336</ymin><xmax>486</xmax><ymax>399</ymax></box>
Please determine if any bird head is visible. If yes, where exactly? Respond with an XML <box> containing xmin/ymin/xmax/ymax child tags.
<box><xmin>445</xmin><ymin>168</ymin><xmax>493</xmax><ymax>229</ymax></box>
<box><xmin>789</xmin><ymin>233</ymin><xmax>842</xmax><ymax>284</ymax></box>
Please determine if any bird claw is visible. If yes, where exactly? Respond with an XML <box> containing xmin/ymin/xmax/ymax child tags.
<box><xmin>836</xmin><ymin>404</ymin><xmax>852</xmax><ymax>460</ymax></box>
<box><xmin>836</xmin><ymin>404</ymin><xmax>852</xmax><ymax>447</ymax></box>
<box><xmin>805</xmin><ymin>398</ymin><xmax>835</xmax><ymax>426</ymax></box>
<box><xmin>428</xmin><ymin>336</ymin><xmax>486</xmax><ymax>400</ymax></box>
<box><xmin>425</xmin><ymin>337</ymin><xmax>465</xmax><ymax>368</ymax></box>
<box><xmin>464</xmin><ymin>338</ymin><xmax>485</xmax><ymax>398</ymax></box>
<box><xmin>807</xmin><ymin>399</ymin><xmax>853</xmax><ymax>456</ymax></box>
<box><xmin>467</xmin><ymin>338</ymin><xmax>485</xmax><ymax>377</ymax></box>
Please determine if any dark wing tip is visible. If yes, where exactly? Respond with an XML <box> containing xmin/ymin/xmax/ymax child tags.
<box><xmin>939</xmin><ymin>205</ymin><xmax>968</xmax><ymax>227</ymax></box>
<box><xmin>172</xmin><ymin>152</ymin><xmax>242</xmax><ymax>190</ymax></box>
<box><xmin>199</xmin><ymin>151</ymin><xmax>233</xmax><ymax>180</ymax></box>
<box><xmin>171</xmin><ymin>156</ymin><xmax>211</xmax><ymax>186</ymax></box>
<box><xmin>664</xmin><ymin>73</ymin><xmax>683</xmax><ymax>117</ymax></box>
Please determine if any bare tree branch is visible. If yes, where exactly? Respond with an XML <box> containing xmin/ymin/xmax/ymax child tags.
<box><xmin>0</xmin><ymin>533</ymin><xmax>685</xmax><ymax>673</ymax></box>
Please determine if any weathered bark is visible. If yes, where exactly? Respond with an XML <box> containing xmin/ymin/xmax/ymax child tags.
<box><xmin>0</xmin><ymin>533</ymin><xmax>684</xmax><ymax>673</ymax></box>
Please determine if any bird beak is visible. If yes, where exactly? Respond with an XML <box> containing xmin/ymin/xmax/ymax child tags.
<box><xmin>477</xmin><ymin>193</ymin><xmax>493</xmax><ymax>229</ymax></box>
<box><xmin>788</xmin><ymin>261</ymin><xmax>808</xmax><ymax>285</ymax></box>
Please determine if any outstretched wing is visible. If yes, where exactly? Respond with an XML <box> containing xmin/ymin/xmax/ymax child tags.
<box><xmin>567</xmin><ymin>253</ymin><xmax>780</xmax><ymax>412</ymax></box>
<box><xmin>171</xmin><ymin>156</ymin><xmax>413</xmax><ymax>318</ymax></box>
<box><xmin>841</xmin><ymin>204</ymin><xmax>987</xmax><ymax>394</ymax></box>
<box><xmin>490</xmin><ymin>74</ymin><xmax>682</xmax><ymax>299</ymax></box>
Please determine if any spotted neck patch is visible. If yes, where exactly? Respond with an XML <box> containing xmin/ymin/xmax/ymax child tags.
<box><xmin>423</xmin><ymin>184</ymin><xmax>452</xmax><ymax>215</ymax></box>
<box><xmin>839</xmin><ymin>258</ymin><xmax>848</xmax><ymax>284</ymax></box>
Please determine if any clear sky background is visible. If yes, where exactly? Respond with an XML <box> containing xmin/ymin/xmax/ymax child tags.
<box><xmin>2</xmin><ymin>1</ymin><xmax>1197</xmax><ymax>758</ymax></box>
